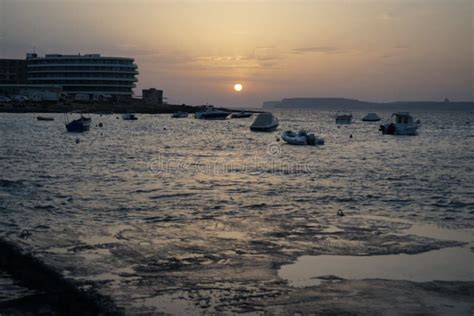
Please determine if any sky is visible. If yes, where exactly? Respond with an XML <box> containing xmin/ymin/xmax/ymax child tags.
<box><xmin>0</xmin><ymin>0</ymin><xmax>472</xmax><ymax>107</ymax></box>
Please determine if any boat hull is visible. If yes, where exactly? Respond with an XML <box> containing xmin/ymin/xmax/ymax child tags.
<box><xmin>231</xmin><ymin>113</ymin><xmax>252</xmax><ymax>118</ymax></box>
<box><xmin>195</xmin><ymin>112</ymin><xmax>229</xmax><ymax>120</ymax></box>
<box><xmin>282</xmin><ymin>133</ymin><xmax>307</xmax><ymax>145</ymax></box>
<box><xmin>281</xmin><ymin>131</ymin><xmax>325</xmax><ymax>145</ymax></box>
<box><xmin>380</xmin><ymin>123</ymin><xmax>419</xmax><ymax>135</ymax></box>
<box><xmin>37</xmin><ymin>116</ymin><xmax>54</xmax><ymax>121</ymax></box>
<box><xmin>172</xmin><ymin>112</ymin><xmax>189</xmax><ymax>118</ymax></box>
<box><xmin>66</xmin><ymin>119</ymin><xmax>90</xmax><ymax>132</ymax></box>
<box><xmin>250</xmin><ymin>124</ymin><xmax>278</xmax><ymax>132</ymax></box>
<box><xmin>122</xmin><ymin>114</ymin><xmax>137</xmax><ymax>120</ymax></box>
<box><xmin>336</xmin><ymin>118</ymin><xmax>352</xmax><ymax>124</ymax></box>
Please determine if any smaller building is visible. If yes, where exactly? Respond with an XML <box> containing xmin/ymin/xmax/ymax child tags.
<box><xmin>143</xmin><ymin>88</ymin><xmax>163</xmax><ymax>104</ymax></box>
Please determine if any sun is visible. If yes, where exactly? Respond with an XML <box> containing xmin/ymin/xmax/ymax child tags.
<box><xmin>233</xmin><ymin>83</ymin><xmax>243</xmax><ymax>92</ymax></box>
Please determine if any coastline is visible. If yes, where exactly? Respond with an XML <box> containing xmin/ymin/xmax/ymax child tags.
<box><xmin>0</xmin><ymin>237</ymin><xmax>123</xmax><ymax>315</ymax></box>
<box><xmin>0</xmin><ymin>101</ymin><xmax>262</xmax><ymax>114</ymax></box>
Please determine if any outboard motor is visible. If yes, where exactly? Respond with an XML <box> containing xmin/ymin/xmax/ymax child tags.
<box><xmin>306</xmin><ymin>134</ymin><xmax>316</xmax><ymax>145</ymax></box>
<box><xmin>387</xmin><ymin>123</ymin><xmax>396</xmax><ymax>134</ymax></box>
<box><xmin>379</xmin><ymin>125</ymin><xmax>385</xmax><ymax>133</ymax></box>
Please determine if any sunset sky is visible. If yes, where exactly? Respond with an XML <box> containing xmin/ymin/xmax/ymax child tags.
<box><xmin>1</xmin><ymin>0</ymin><xmax>472</xmax><ymax>107</ymax></box>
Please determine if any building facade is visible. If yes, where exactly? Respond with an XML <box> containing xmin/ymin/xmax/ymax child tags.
<box><xmin>25</xmin><ymin>53</ymin><xmax>138</xmax><ymax>100</ymax></box>
<box><xmin>0</xmin><ymin>59</ymin><xmax>28</xmax><ymax>84</ymax></box>
<box><xmin>142</xmin><ymin>88</ymin><xmax>163</xmax><ymax>104</ymax></box>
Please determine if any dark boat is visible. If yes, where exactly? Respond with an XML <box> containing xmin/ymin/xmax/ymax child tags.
<box><xmin>122</xmin><ymin>113</ymin><xmax>138</xmax><ymax>120</ymax></box>
<box><xmin>65</xmin><ymin>112</ymin><xmax>91</xmax><ymax>132</ymax></box>
<box><xmin>250</xmin><ymin>112</ymin><xmax>279</xmax><ymax>132</ymax></box>
<box><xmin>335</xmin><ymin>111</ymin><xmax>353</xmax><ymax>124</ymax></box>
<box><xmin>362</xmin><ymin>112</ymin><xmax>381</xmax><ymax>122</ymax></box>
<box><xmin>195</xmin><ymin>108</ymin><xmax>230</xmax><ymax>120</ymax></box>
<box><xmin>172</xmin><ymin>111</ymin><xmax>189</xmax><ymax>118</ymax></box>
<box><xmin>37</xmin><ymin>116</ymin><xmax>54</xmax><ymax>121</ymax></box>
<box><xmin>231</xmin><ymin>111</ymin><xmax>253</xmax><ymax>118</ymax></box>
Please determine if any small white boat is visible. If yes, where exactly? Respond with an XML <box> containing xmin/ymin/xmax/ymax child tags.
<box><xmin>362</xmin><ymin>112</ymin><xmax>381</xmax><ymax>122</ymax></box>
<box><xmin>282</xmin><ymin>130</ymin><xmax>325</xmax><ymax>146</ymax></box>
<box><xmin>231</xmin><ymin>111</ymin><xmax>252</xmax><ymax>118</ymax></box>
<box><xmin>250</xmin><ymin>112</ymin><xmax>279</xmax><ymax>132</ymax></box>
<box><xmin>379</xmin><ymin>112</ymin><xmax>420</xmax><ymax>135</ymax></box>
<box><xmin>172</xmin><ymin>111</ymin><xmax>188</xmax><ymax>118</ymax></box>
<box><xmin>65</xmin><ymin>111</ymin><xmax>91</xmax><ymax>132</ymax></box>
<box><xmin>122</xmin><ymin>113</ymin><xmax>137</xmax><ymax>120</ymax></box>
<box><xmin>195</xmin><ymin>108</ymin><xmax>230</xmax><ymax>120</ymax></box>
<box><xmin>335</xmin><ymin>111</ymin><xmax>353</xmax><ymax>124</ymax></box>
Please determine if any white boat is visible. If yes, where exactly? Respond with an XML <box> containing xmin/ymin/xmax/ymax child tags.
<box><xmin>362</xmin><ymin>112</ymin><xmax>381</xmax><ymax>122</ymax></box>
<box><xmin>335</xmin><ymin>111</ymin><xmax>353</xmax><ymax>124</ymax></box>
<box><xmin>195</xmin><ymin>108</ymin><xmax>230</xmax><ymax>120</ymax></box>
<box><xmin>379</xmin><ymin>112</ymin><xmax>420</xmax><ymax>135</ymax></box>
<box><xmin>250</xmin><ymin>112</ymin><xmax>279</xmax><ymax>132</ymax></box>
<box><xmin>172</xmin><ymin>111</ymin><xmax>188</xmax><ymax>118</ymax></box>
<box><xmin>231</xmin><ymin>111</ymin><xmax>252</xmax><ymax>118</ymax></box>
<box><xmin>122</xmin><ymin>113</ymin><xmax>137</xmax><ymax>120</ymax></box>
<box><xmin>281</xmin><ymin>130</ymin><xmax>325</xmax><ymax>146</ymax></box>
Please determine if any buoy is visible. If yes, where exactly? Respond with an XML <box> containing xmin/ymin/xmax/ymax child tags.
<box><xmin>19</xmin><ymin>229</ymin><xmax>31</xmax><ymax>239</ymax></box>
<box><xmin>276</xmin><ymin>137</ymin><xmax>280</xmax><ymax>142</ymax></box>
<box><xmin>75</xmin><ymin>138</ymin><xmax>80</xmax><ymax>144</ymax></box>
<box><xmin>164</xmin><ymin>127</ymin><xmax>167</xmax><ymax>130</ymax></box>
<box><xmin>337</xmin><ymin>209</ymin><xmax>345</xmax><ymax>217</ymax></box>
<box><xmin>349</xmin><ymin>134</ymin><xmax>353</xmax><ymax>138</ymax></box>
<box><xmin>98</xmin><ymin>122</ymin><xmax>103</xmax><ymax>127</ymax></box>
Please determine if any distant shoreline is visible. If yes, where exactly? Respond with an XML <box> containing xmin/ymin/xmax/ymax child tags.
<box><xmin>263</xmin><ymin>98</ymin><xmax>474</xmax><ymax>111</ymax></box>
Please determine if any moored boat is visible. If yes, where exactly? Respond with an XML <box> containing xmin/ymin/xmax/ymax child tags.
<box><xmin>64</xmin><ymin>112</ymin><xmax>91</xmax><ymax>132</ymax></box>
<box><xmin>231</xmin><ymin>111</ymin><xmax>252</xmax><ymax>118</ymax></box>
<box><xmin>195</xmin><ymin>108</ymin><xmax>230</xmax><ymax>120</ymax></box>
<box><xmin>281</xmin><ymin>130</ymin><xmax>325</xmax><ymax>145</ymax></box>
<box><xmin>37</xmin><ymin>116</ymin><xmax>54</xmax><ymax>121</ymax></box>
<box><xmin>122</xmin><ymin>113</ymin><xmax>138</xmax><ymax>120</ymax></box>
<box><xmin>362</xmin><ymin>112</ymin><xmax>381</xmax><ymax>122</ymax></box>
<box><xmin>172</xmin><ymin>111</ymin><xmax>189</xmax><ymax>118</ymax></box>
<box><xmin>379</xmin><ymin>112</ymin><xmax>420</xmax><ymax>135</ymax></box>
<box><xmin>250</xmin><ymin>112</ymin><xmax>279</xmax><ymax>132</ymax></box>
<box><xmin>335</xmin><ymin>111</ymin><xmax>353</xmax><ymax>124</ymax></box>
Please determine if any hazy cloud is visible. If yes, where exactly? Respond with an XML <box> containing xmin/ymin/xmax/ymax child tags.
<box><xmin>292</xmin><ymin>46</ymin><xmax>342</xmax><ymax>54</ymax></box>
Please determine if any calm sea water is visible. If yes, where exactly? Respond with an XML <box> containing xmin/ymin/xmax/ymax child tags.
<box><xmin>0</xmin><ymin>110</ymin><xmax>473</xmax><ymax>313</ymax></box>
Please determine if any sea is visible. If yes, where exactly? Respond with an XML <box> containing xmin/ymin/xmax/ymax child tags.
<box><xmin>0</xmin><ymin>109</ymin><xmax>473</xmax><ymax>314</ymax></box>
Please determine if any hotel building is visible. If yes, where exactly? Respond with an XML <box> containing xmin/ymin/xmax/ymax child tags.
<box><xmin>0</xmin><ymin>53</ymin><xmax>139</xmax><ymax>100</ymax></box>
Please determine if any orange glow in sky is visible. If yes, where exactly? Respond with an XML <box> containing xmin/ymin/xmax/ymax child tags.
<box><xmin>0</xmin><ymin>0</ymin><xmax>472</xmax><ymax>106</ymax></box>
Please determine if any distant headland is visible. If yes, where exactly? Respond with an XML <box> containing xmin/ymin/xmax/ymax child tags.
<box><xmin>263</xmin><ymin>98</ymin><xmax>474</xmax><ymax>111</ymax></box>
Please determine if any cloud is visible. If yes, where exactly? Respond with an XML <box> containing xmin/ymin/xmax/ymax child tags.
<box><xmin>191</xmin><ymin>48</ymin><xmax>284</xmax><ymax>71</ymax></box>
<box><xmin>292</xmin><ymin>46</ymin><xmax>342</xmax><ymax>54</ymax></box>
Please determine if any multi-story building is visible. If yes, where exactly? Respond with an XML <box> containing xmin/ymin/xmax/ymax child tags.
<box><xmin>25</xmin><ymin>53</ymin><xmax>138</xmax><ymax>100</ymax></box>
<box><xmin>0</xmin><ymin>59</ymin><xmax>28</xmax><ymax>84</ymax></box>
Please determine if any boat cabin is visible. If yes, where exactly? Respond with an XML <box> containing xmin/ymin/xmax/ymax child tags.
<box><xmin>392</xmin><ymin>112</ymin><xmax>414</xmax><ymax>124</ymax></box>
